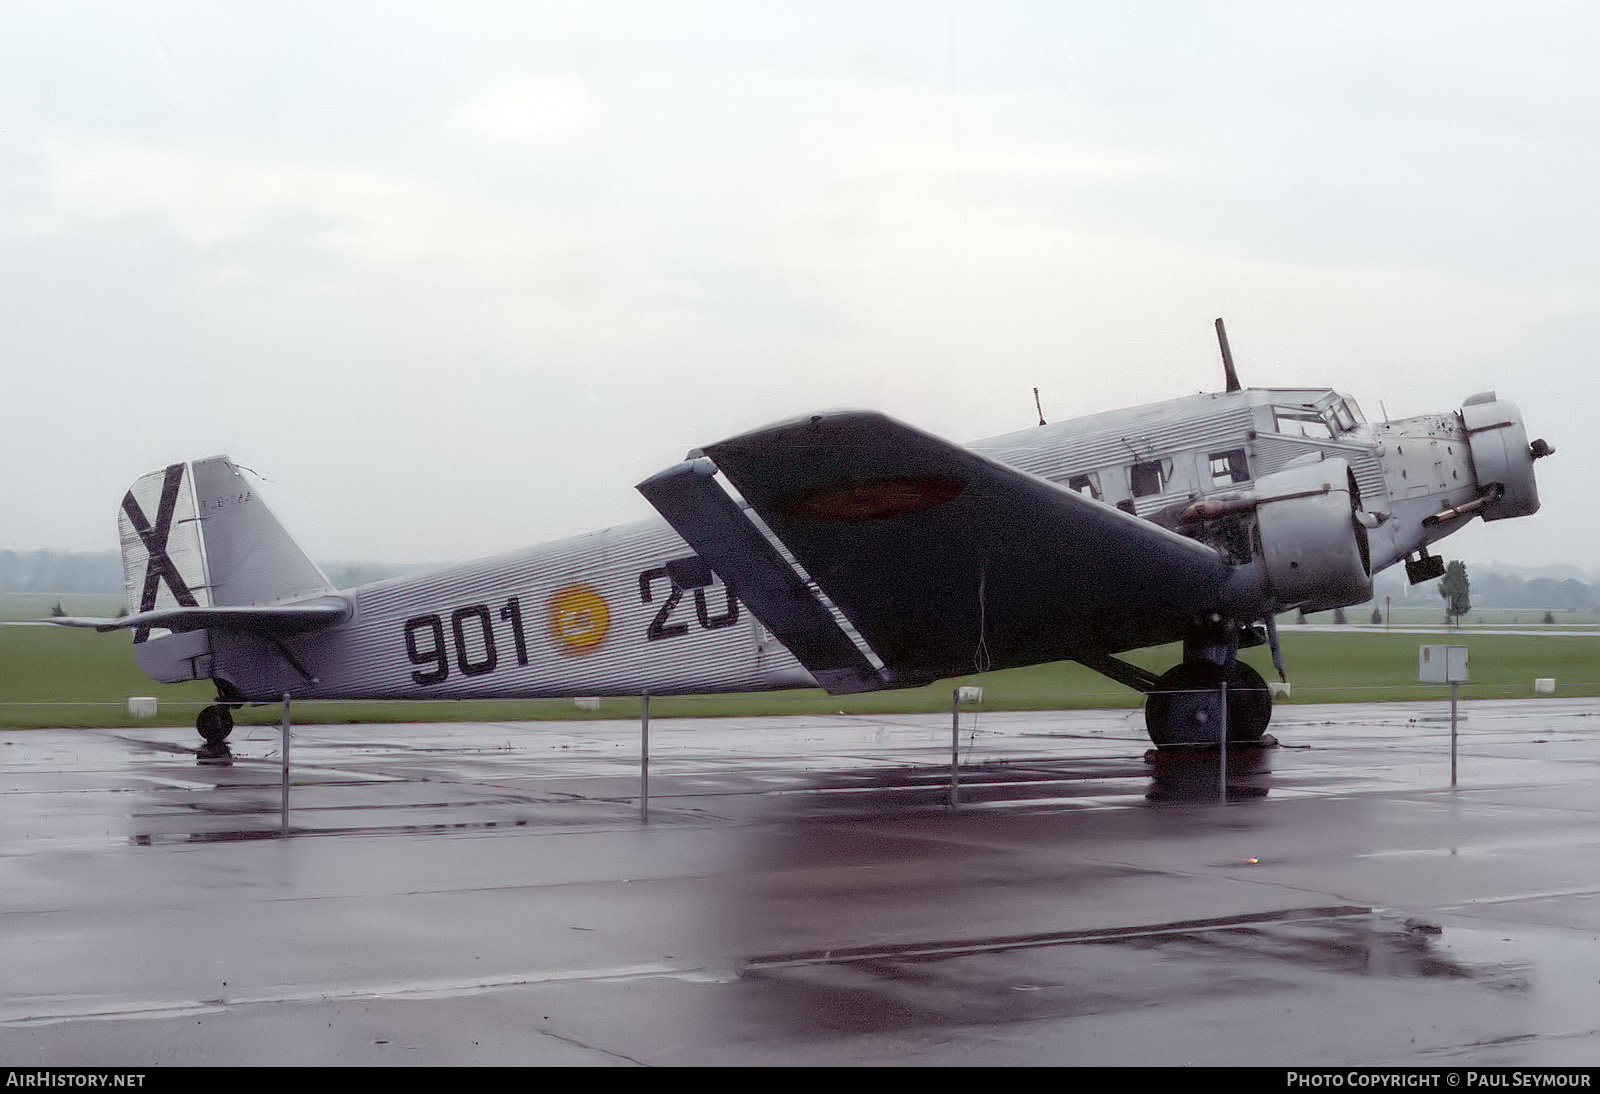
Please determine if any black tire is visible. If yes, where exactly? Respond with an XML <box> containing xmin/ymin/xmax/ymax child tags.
<box><xmin>1223</xmin><ymin>660</ymin><xmax>1273</xmax><ymax>743</ymax></box>
<box><xmin>196</xmin><ymin>704</ymin><xmax>234</xmax><ymax>744</ymax></box>
<box><xmin>1144</xmin><ymin>661</ymin><xmax>1272</xmax><ymax>747</ymax></box>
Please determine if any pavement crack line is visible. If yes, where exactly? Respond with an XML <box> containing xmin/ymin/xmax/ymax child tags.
<box><xmin>535</xmin><ymin>1025</ymin><xmax>651</xmax><ymax>1066</ymax></box>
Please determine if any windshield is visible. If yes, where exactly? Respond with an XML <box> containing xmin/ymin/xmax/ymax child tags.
<box><xmin>1273</xmin><ymin>406</ymin><xmax>1333</xmax><ymax>439</ymax></box>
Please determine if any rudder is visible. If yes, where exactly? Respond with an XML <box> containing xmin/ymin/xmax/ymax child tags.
<box><xmin>117</xmin><ymin>457</ymin><xmax>332</xmax><ymax>683</ymax></box>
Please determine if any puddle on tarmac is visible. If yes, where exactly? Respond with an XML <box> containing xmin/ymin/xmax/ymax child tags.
<box><xmin>736</xmin><ymin>907</ymin><xmax>1534</xmax><ymax>1036</ymax></box>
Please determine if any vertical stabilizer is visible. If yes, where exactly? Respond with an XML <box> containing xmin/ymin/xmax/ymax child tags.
<box><xmin>187</xmin><ymin>457</ymin><xmax>332</xmax><ymax>607</ymax></box>
<box><xmin>116</xmin><ymin>457</ymin><xmax>332</xmax><ymax>683</ymax></box>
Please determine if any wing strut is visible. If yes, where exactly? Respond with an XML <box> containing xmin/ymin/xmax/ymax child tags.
<box><xmin>1076</xmin><ymin>653</ymin><xmax>1162</xmax><ymax>694</ymax></box>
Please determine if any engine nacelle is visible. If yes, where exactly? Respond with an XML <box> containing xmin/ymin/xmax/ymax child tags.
<box><xmin>1255</xmin><ymin>458</ymin><xmax>1373</xmax><ymax>612</ymax></box>
<box><xmin>1461</xmin><ymin>393</ymin><xmax>1541</xmax><ymax>521</ymax></box>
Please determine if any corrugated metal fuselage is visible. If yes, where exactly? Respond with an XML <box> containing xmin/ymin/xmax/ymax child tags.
<box><xmin>212</xmin><ymin>387</ymin><xmax>1501</xmax><ymax>702</ymax></box>
<box><xmin>216</xmin><ymin>520</ymin><xmax>813</xmax><ymax>702</ymax></box>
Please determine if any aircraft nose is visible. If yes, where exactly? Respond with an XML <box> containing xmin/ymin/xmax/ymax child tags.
<box><xmin>1460</xmin><ymin>393</ymin><xmax>1544</xmax><ymax>521</ymax></box>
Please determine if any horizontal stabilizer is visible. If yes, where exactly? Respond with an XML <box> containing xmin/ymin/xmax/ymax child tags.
<box><xmin>48</xmin><ymin>597</ymin><xmax>350</xmax><ymax>636</ymax></box>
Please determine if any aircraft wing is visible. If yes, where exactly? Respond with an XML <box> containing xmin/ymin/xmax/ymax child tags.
<box><xmin>46</xmin><ymin>597</ymin><xmax>350</xmax><ymax>636</ymax></box>
<box><xmin>640</xmin><ymin>411</ymin><xmax>1236</xmax><ymax>690</ymax></box>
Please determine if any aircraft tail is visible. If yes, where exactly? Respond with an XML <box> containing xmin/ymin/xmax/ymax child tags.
<box><xmin>116</xmin><ymin>457</ymin><xmax>334</xmax><ymax>683</ymax></box>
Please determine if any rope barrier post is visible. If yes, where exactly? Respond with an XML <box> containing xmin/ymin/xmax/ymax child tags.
<box><xmin>640</xmin><ymin>692</ymin><xmax>650</xmax><ymax>823</ymax></box>
<box><xmin>1450</xmin><ymin>680</ymin><xmax>1459</xmax><ymax>788</ymax></box>
<box><xmin>948</xmin><ymin>686</ymin><xmax>982</xmax><ymax>809</ymax></box>
<box><xmin>279</xmin><ymin>693</ymin><xmax>291</xmax><ymax>836</ymax></box>
<box><xmin>1218</xmin><ymin>679</ymin><xmax>1228</xmax><ymax>804</ymax></box>
<box><xmin>949</xmin><ymin>688</ymin><xmax>960</xmax><ymax>809</ymax></box>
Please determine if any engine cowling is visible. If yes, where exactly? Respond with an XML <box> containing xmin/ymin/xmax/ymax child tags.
<box><xmin>1255</xmin><ymin>458</ymin><xmax>1373</xmax><ymax>612</ymax></box>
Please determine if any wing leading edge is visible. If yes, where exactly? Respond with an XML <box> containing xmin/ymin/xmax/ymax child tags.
<box><xmin>641</xmin><ymin>411</ymin><xmax>1241</xmax><ymax>691</ymax></box>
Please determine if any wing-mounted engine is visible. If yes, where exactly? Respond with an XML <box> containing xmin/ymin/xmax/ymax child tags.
<box><xmin>1253</xmin><ymin>458</ymin><xmax>1372</xmax><ymax>612</ymax></box>
<box><xmin>1176</xmin><ymin>457</ymin><xmax>1373</xmax><ymax>613</ymax></box>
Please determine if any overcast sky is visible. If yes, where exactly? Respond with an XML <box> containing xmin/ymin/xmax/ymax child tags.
<box><xmin>3</xmin><ymin>2</ymin><xmax>1595</xmax><ymax>573</ymax></box>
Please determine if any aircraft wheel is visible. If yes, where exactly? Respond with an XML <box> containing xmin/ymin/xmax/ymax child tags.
<box><xmin>1145</xmin><ymin>661</ymin><xmax>1272</xmax><ymax>747</ymax></box>
<box><xmin>1145</xmin><ymin>663</ymin><xmax>1225</xmax><ymax>747</ymax></box>
<box><xmin>196</xmin><ymin>705</ymin><xmax>234</xmax><ymax>744</ymax></box>
<box><xmin>1223</xmin><ymin>661</ymin><xmax>1272</xmax><ymax>743</ymax></box>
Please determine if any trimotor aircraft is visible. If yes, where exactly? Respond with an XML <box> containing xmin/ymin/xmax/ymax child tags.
<box><xmin>53</xmin><ymin>322</ymin><xmax>1551</xmax><ymax>749</ymax></box>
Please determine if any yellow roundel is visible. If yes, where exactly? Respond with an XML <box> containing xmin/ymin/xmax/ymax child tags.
<box><xmin>546</xmin><ymin>583</ymin><xmax>610</xmax><ymax>656</ymax></box>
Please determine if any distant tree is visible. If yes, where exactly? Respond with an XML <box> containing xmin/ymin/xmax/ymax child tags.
<box><xmin>49</xmin><ymin>601</ymin><xmax>65</xmax><ymax>617</ymax></box>
<box><xmin>1543</xmin><ymin>611</ymin><xmax>1556</xmax><ymax>625</ymax></box>
<box><xmin>1560</xmin><ymin>578</ymin><xmax>1597</xmax><ymax>612</ymax></box>
<box><xmin>1296</xmin><ymin>608</ymin><xmax>1308</xmax><ymax>624</ymax></box>
<box><xmin>1370</xmin><ymin>607</ymin><xmax>1383</xmax><ymax>625</ymax></box>
<box><xmin>1440</xmin><ymin>561</ymin><xmax>1471</xmax><ymax>627</ymax></box>
<box><xmin>1333</xmin><ymin>607</ymin><xmax>1347</xmax><ymax>625</ymax></box>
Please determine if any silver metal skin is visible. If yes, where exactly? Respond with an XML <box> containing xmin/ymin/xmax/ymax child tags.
<box><xmin>51</xmin><ymin>383</ymin><xmax>1548</xmax><ymax>748</ymax></box>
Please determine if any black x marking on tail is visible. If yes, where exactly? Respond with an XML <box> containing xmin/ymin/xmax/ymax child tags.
<box><xmin>122</xmin><ymin>463</ymin><xmax>198</xmax><ymax>642</ymax></box>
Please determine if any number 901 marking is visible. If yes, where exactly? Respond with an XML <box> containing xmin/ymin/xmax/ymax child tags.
<box><xmin>403</xmin><ymin>597</ymin><xmax>530</xmax><ymax>686</ymax></box>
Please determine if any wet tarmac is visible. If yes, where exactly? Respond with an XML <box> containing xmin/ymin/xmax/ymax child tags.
<box><xmin>3</xmin><ymin>697</ymin><xmax>1600</xmax><ymax>1066</ymax></box>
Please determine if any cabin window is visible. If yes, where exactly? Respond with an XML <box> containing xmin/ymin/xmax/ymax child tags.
<box><xmin>1130</xmin><ymin>460</ymin><xmax>1166</xmax><ymax>498</ymax></box>
<box><xmin>1209</xmin><ymin>449</ymin><xmax>1250</xmax><ymax>485</ymax></box>
<box><xmin>1066</xmin><ymin>473</ymin><xmax>1100</xmax><ymax>500</ymax></box>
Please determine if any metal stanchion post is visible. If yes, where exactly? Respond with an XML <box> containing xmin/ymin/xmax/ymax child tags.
<box><xmin>1450</xmin><ymin>681</ymin><xmax>1458</xmax><ymax>788</ymax></box>
<box><xmin>949</xmin><ymin>689</ymin><xmax>960</xmax><ymax>810</ymax></box>
<box><xmin>280</xmin><ymin>693</ymin><xmax>291</xmax><ymax>836</ymax></box>
<box><xmin>1218</xmin><ymin>680</ymin><xmax>1228</xmax><ymax>804</ymax></box>
<box><xmin>641</xmin><ymin>692</ymin><xmax>650</xmax><ymax>823</ymax></box>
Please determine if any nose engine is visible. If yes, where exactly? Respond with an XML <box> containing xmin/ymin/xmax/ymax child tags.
<box><xmin>1461</xmin><ymin>392</ymin><xmax>1551</xmax><ymax>521</ymax></box>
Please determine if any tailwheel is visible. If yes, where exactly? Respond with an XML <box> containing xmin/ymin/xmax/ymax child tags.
<box><xmin>1145</xmin><ymin>661</ymin><xmax>1272</xmax><ymax>747</ymax></box>
<box><xmin>196</xmin><ymin>704</ymin><xmax>234</xmax><ymax>745</ymax></box>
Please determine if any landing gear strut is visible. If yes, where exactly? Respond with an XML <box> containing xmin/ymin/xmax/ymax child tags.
<box><xmin>1144</xmin><ymin>660</ymin><xmax>1271</xmax><ymax>747</ymax></box>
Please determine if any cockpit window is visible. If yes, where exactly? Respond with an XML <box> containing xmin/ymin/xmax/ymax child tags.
<box><xmin>1329</xmin><ymin>397</ymin><xmax>1363</xmax><ymax>432</ymax></box>
<box><xmin>1273</xmin><ymin>406</ymin><xmax>1333</xmax><ymax>440</ymax></box>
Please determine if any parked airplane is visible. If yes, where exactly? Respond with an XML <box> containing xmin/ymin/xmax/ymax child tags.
<box><xmin>53</xmin><ymin>323</ymin><xmax>1551</xmax><ymax>749</ymax></box>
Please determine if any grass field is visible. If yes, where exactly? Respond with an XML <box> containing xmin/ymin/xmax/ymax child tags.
<box><xmin>3</xmin><ymin>592</ymin><xmax>1595</xmax><ymax>729</ymax></box>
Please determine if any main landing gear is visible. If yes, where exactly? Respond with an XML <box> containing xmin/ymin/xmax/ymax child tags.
<box><xmin>1131</xmin><ymin>615</ymin><xmax>1277</xmax><ymax>748</ymax></box>
<box><xmin>1144</xmin><ymin>659</ymin><xmax>1272</xmax><ymax>747</ymax></box>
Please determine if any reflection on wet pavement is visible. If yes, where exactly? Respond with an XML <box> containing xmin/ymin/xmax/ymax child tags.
<box><xmin>739</xmin><ymin>907</ymin><xmax>1497</xmax><ymax>1036</ymax></box>
<box><xmin>5</xmin><ymin>699</ymin><xmax>1600</xmax><ymax>1064</ymax></box>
